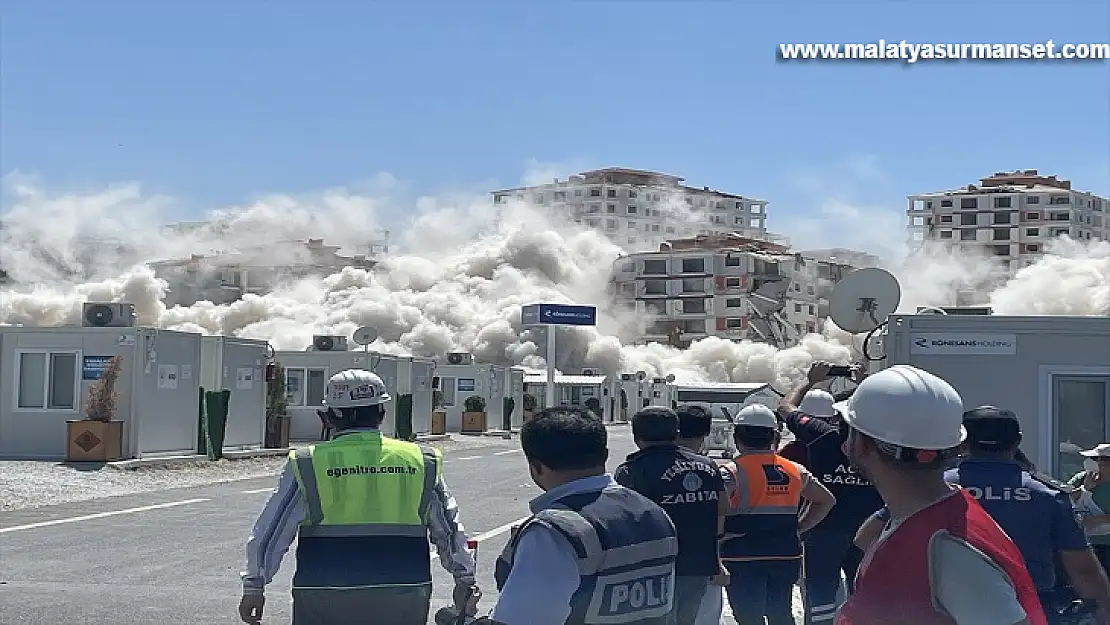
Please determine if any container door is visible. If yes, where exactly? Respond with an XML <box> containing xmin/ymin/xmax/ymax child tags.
<box><xmin>1053</xmin><ymin>376</ymin><xmax>1110</xmax><ymax>480</ymax></box>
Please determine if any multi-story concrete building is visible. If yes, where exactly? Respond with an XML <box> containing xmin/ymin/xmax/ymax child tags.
<box><xmin>907</xmin><ymin>170</ymin><xmax>1108</xmax><ymax>273</ymax></box>
<box><xmin>609</xmin><ymin>233</ymin><xmax>869</xmax><ymax>348</ymax></box>
<box><xmin>491</xmin><ymin>167</ymin><xmax>779</xmax><ymax>250</ymax></box>
<box><xmin>150</xmin><ymin>238</ymin><xmax>379</xmax><ymax>306</ymax></box>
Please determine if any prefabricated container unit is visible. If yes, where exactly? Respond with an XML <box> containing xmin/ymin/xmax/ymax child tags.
<box><xmin>882</xmin><ymin>314</ymin><xmax>1110</xmax><ymax>480</ymax></box>
<box><xmin>199</xmin><ymin>336</ymin><xmax>270</xmax><ymax>450</ymax></box>
<box><xmin>0</xmin><ymin>327</ymin><xmax>203</xmax><ymax>460</ymax></box>
<box><xmin>521</xmin><ymin>373</ymin><xmax>613</xmax><ymax>421</ymax></box>
<box><xmin>435</xmin><ymin>363</ymin><xmax>510</xmax><ymax>432</ymax></box>
<box><xmin>274</xmin><ymin>350</ymin><xmax>429</xmax><ymax>442</ymax></box>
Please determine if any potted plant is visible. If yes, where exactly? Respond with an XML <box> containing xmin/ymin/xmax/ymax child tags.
<box><xmin>264</xmin><ymin>362</ymin><xmax>291</xmax><ymax>448</ymax></box>
<box><xmin>431</xmin><ymin>389</ymin><xmax>447</xmax><ymax>435</ymax></box>
<box><xmin>522</xmin><ymin>393</ymin><xmax>537</xmax><ymax>422</ymax></box>
<box><xmin>66</xmin><ymin>355</ymin><xmax>125</xmax><ymax>462</ymax></box>
<box><xmin>461</xmin><ymin>395</ymin><xmax>487</xmax><ymax>433</ymax></box>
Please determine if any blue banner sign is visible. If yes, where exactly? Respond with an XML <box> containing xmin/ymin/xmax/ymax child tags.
<box><xmin>521</xmin><ymin>303</ymin><xmax>598</xmax><ymax>327</ymax></box>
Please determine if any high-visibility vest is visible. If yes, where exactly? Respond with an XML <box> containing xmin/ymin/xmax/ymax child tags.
<box><xmin>720</xmin><ymin>451</ymin><xmax>806</xmax><ymax>560</ymax></box>
<box><xmin>289</xmin><ymin>431</ymin><xmax>442</xmax><ymax>538</ymax></box>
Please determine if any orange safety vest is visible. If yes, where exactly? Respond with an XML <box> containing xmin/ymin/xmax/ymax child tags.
<box><xmin>720</xmin><ymin>451</ymin><xmax>806</xmax><ymax>560</ymax></box>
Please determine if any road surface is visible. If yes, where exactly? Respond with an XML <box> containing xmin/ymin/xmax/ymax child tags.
<box><xmin>0</xmin><ymin>430</ymin><xmax>810</xmax><ymax>623</ymax></box>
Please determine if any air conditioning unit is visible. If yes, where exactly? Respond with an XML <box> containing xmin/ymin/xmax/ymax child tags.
<box><xmin>652</xmin><ymin>377</ymin><xmax>666</xmax><ymax>384</ymax></box>
<box><xmin>446</xmin><ymin>352</ymin><xmax>474</xmax><ymax>365</ymax></box>
<box><xmin>581</xmin><ymin>368</ymin><xmax>599</xmax><ymax>376</ymax></box>
<box><xmin>620</xmin><ymin>373</ymin><xmax>636</xmax><ymax>381</ymax></box>
<box><xmin>312</xmin><ymin>335</ymin><xmax>349</xmax><ymax>351</ymax></box>
<box><xmin>82</xmin><ymin>302</ymin><xmax>136</xmax><ymax>328</ymax></box>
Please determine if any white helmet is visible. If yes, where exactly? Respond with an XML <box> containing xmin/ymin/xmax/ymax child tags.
<box><xmin>735</xmin><ymin>405</ymin><xmax>777</xmax><ymax>429</ymax></box>
<box><xmin>843</xmin><ymin>365</ymin><xmax>964</xmax><ymax>450</ymax></box>
<box><xmin>799</xmin><ymin>389</ymin><xmax>836</xmax><ymax>418</ymax></box>
<box><xmin>323</xmin><ymin>369</ymin><xmax>392</xmax><ymax>409</ymax></box>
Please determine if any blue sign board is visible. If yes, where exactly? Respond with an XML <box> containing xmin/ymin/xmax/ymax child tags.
<box><xmin>83</xmin><ymin>356</ymin><xmax>114</xmax><ymax>380</ymax></box>
<box><xmin>521</xmin><ymin>303</ymin><xmax>597</xmax><ymax>327</ymax></box>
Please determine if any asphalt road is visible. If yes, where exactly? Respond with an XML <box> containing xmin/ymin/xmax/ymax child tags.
<box><xmin>0</xmin><ymin>429</ymin><xmax>769</xmax><ymax>625</ymax></box>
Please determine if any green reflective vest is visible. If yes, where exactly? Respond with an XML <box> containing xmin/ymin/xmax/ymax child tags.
<box><xmin>289</xmin><ymin>431</ymin><xmax>442</xmax><ymax>538</ymax></box>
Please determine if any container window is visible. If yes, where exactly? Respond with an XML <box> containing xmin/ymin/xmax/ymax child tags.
<box><xmin>16</xmin><ymin>351</ymin><xmax>78</xmax><ymax>410</ymax></box>
<box><xmin>285</xmin><ymin>368</ymin><xmax>305</xmax><ymax>405</ymax></box>
<box><xmin>17</xmin><ymin>352</ymin><xmax>47</xmax><ymax>408</ymax></box>
<box><xmin>440</xmin><ymin>377</ymin><xmax>457</xmax><ymax>407</ymax></box>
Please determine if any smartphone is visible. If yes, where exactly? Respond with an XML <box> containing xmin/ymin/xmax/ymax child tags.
<box><xmin>827</xmin><ymin>365</ymin><xmax>854</xmax><ymax>377</ymax></box>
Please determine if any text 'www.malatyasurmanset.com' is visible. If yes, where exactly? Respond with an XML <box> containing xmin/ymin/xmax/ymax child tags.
<box><xmin>778</xmin><ymin>40</ymin><xmax>1110</xmax><ymax>64</ymax></box>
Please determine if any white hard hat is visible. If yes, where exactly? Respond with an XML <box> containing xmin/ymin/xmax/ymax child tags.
<box><xmin>799</xmin><ymin>389</ymin><xmax>836</xmax><ymax>418</ymax></box>
<box><xmin>735</xmin><ymin>405</ymin><xmax>777</xmax><ymax>429</ymax></box>
<box><xmin>323</xmin><ymin>369</ymin><xmax>392</xmax><ymax>409</ymax></box>
<box><xmin>843</xmin><ymin>365</ymin><xmax>965</xmax><ymax>450</ymax></box>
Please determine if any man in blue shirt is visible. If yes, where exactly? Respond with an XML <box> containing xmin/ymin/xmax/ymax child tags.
<box><xmin>490</xmin><ymin>407</ymin><xmax>679</xmax><ymax>625</ymax></box>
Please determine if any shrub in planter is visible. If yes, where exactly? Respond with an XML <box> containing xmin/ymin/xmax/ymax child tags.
<box><xmin>67</xmin><ymin>355</ymin><xmax>125</xmax><ymax>462</ymax></box>
<box><xmin>461</xmin><ymin>395</ymin><xmax>488</xmax><ymax>433</ymax></box>
<box><xmin>463</xmin><ymin>395</ymin><xmax>487</xmax><ymax>413</ymax></box>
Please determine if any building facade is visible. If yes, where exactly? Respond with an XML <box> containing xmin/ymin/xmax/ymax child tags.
<box><xmin>491</xmin><ymin>167</ymin><xmax>779</xmax><ymax>250</ymax></box>
<box><xmin>906</xmin><ymin>170</ymin><xmax>1108</xmax><ymax>273</ymax></box>
<box><xmin>150</xmin><ymin>238</ymin><xmax>379</xmax><ymax>306</ymax></box>
<box><xmin>609</xmin><ymin>233</ymin><xmax>868</xmax><ymax>348</ymax></box>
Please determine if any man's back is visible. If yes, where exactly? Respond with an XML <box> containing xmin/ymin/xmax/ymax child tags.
<box><xmin>615</xmin><ymin>444</ymin><xmax>725</xmax><ymax>577</ymax></box>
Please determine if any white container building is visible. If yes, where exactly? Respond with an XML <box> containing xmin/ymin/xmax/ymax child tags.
<box><xmin>435</xmin><ymin>361</ymin><xmax>525</xmax><ymax>432</ymax></box>
<box><xmin>273</xmin><ymin>350</ymin><xmax>435</xmax><ymax>441</ymax></box>
<box><xmin>881</xmin><ymin>313</ymin><xmax>1110</xmax><ymax>480</ymax></box>
<box><xmin>1</xmin><ymin>326</ymin><xmax>201</xmax><ymax>460</ymax></box>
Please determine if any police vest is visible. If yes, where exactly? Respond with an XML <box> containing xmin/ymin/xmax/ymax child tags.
<box><xmin>289</xmin><ymin>431</ymin><xmax>441</xmax><ymax>589</ymax></box>
<box><xmin>720</xmin><ymin>452</ymin><xmax>805</xmax><ymax>560</ymax></box>
<box><xmin>837</xmin><ymin>490</ymin><xmax>1047</xmax><ymax>625</ymax></box>
<box><xmin>494</xmin><ymin>485</ymin><xmax>679</xmax><ymax>624</ymax></box>
<box><xmin>946</xmin><ymin>460</ymin><xmax>1070</xmax><ymax>591</ymax></box>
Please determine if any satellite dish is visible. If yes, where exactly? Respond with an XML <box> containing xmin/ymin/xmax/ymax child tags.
<box><xmin>665</xmin><ymin>374</ymin><xmax>676</xmax><ymax>383</ymax></box>
<box><xmin>263</xmin><ymin>343</ymin><xmax>276</xmax><ymax>358</ymax></box>
<box><xmin>828</xmin><ymin>268</ymin><xmax>901</xmax><ymax>334</ymax></box>
<box><xmin>636</xmin><ymin>371</ymin><xmax>647</xmax><ymax>381</ymax></box>
<box><xmin>352</xmin><ymin>326</ymin><xmax>379</xmax><ymax>346</ymax></box>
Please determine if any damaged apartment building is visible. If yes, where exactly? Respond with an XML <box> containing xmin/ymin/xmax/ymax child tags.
<box><xmin>150</xmin><ymin>237</ymin><xmax>385</xmax><ymax>307</ymax></box>
<box><xmin>609</xmin><ymin>233</ymin><xmax>875</xmax><ymax>349</ymax></box>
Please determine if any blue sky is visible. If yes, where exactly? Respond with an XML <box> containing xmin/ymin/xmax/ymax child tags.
<box><xmin>3</xmin><ymin>1</ymin><xmax>1109</xmax><ymax>248</ymax></box>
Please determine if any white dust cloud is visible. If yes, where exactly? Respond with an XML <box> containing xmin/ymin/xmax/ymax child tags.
<box><xmin>1</xmin><ymin>172</ymin><xmax>1106</xmax><ymax>393</ymax></box>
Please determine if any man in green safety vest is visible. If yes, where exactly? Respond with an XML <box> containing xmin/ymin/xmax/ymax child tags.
<box><xmin>239</xmin><ymin>369</ymin><xmax>481</xmax><ymax>625</ymax></box>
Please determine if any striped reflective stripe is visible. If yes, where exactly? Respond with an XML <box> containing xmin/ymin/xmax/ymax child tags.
<box><xmin>299</xmin><ymin>523</ymin><xmax>428</xmax><ymax>538</ymax></box>
<box><xmin>294</xmin><ymin>449</ymin><xmax>326</xmax><ymax>524</ymax></box>
<box><xmin>538</xmin><ymin>507</ymin><xmax>679</xmax><ymax>576</ymax></box>
<box><xmin>416</xmin><ymin>450</ymin><xmax>438</xmax><ymax>520</ymax></box>
<box><xmin>722</xmin><ymin>463</ymin><xmax>751</xmax><ymax>509</ymax></box>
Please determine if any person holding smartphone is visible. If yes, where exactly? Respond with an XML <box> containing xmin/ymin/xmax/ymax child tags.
<box><xmin>776</xmin><ymin>361</ymin><xmax>884</xmax><ymax>625</ymax></box>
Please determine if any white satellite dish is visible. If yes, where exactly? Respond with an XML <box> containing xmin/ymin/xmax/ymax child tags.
<box><xmin>263</xmin><ymin>343</ymin><xmax>276</xmax><ymax>359</ymax></box>
<box><xmin>828</xmin><ymin>267</ymin><xmax>901</xmax><ymax>334</ymax></box>
<box><xmin>352</xmin><ymin>326</ymin><xmax>379</xmax><ymax>346</ymax></box>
